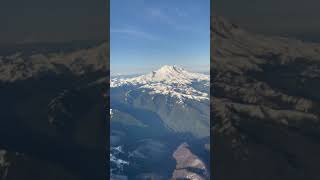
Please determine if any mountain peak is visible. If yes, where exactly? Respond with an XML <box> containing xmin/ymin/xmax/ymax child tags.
<box><xmin>111</xmin><ymin>65</ymin><xmax>209</xmax><ymax>88</ymax></box>
<box><xmin>157</xmin><ymin>65</ymin><xmax>184</xmax><ymax>73</ymax></box>
<box><xmin>110</xmin><ymin>65</ymin><xmax>209</xmax><ymax>103</ymax></box>
<box><xmin>152</xmin><ymin>65</ymin><xmax>185</xmax><ymax>77</ymax></box>
<box><xmin>144</xmin><ymin>65</ymin><xmax>209</xmax><ymax>84</ymax></box>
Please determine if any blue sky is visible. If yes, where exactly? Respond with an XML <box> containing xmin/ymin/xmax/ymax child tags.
<box><xmin>111</xmin><ymin>0</ymin><xmax>210</xmax><ymax>75</ymax></box>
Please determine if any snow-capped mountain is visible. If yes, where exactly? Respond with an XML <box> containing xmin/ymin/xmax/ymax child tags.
<box><xmin>111</xmin><ymin>65</ymin><xmax>209</xmax><ymax>103</ymax></box>
<box><xmin>111</xmin><ymin>65</ymin><xmax>210</xmax><ymax>138</ymax></box>
<box><xmin>111</xmin><ymin>65</ymin><xmax>208</xmax><ymax>86</ymax></box>
<box><xmin>110</xmin><ymin>65</ymin><xmax>210</xmax><ymax>178</ymax></box>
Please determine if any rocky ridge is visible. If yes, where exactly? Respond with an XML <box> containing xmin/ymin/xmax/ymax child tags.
<box><xmin>0</xmin><ymin>41</ymin><xmax>108</xmax><ymax>180</ymax></box>
<box><xmin>212</xmin><ymin>17</ymin><xmax>320</xmax><ymax>180</ymax></box>
<box><xmin>0</xmin><ymin>43</ymin><xmax>108</xmax><ymax>82</ymax></box>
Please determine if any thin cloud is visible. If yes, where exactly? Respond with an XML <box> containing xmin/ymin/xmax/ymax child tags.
<box><xmin>111</xmin><ymin>27</ymin><xmax>158</xmax><ymax>41</ymax></box>
<box><xmin>145</xmin><ymin>7</ymin><xmax>194</xmax><ymax>31</ymax></box>
<box><xmin>146</xmin><ymin>8</ymin><xmax>166</xmax><ymax>19</ymax></box>
<box><xmin>175</xmin><ymin>8</ymin><xmax>188</xmax><ymax>17</ymax></box>
<box><xmin>145</xmin><ymin>7</ymin><xmax>173</xmax><ymax>23</ymax></box>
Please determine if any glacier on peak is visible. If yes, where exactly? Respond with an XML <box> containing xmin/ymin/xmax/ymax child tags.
<box><xmin>111</xmin><ymin>65</ymin><xmax>209</xmax><ymax>103</ymax></box>
<box><xmin>111</xmin><ymin>65</ymin><xmax>209</xmax><ymax>86</ymax></box>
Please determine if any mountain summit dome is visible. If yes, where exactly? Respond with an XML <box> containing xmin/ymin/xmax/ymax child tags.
<box><xmin>148</xmin><ymin>65</ymin><xmax>190</xmax><ymax>81</ymax></box>
<box><xmin>110</xmin><ymin>65</ymin><xmax>209</xmax><ymax>102</ymax></box>
<box><xmin>111</xmin><ymin>65</ymin><xmax>209</xmax><ymax>87</ymax></box>
<box><xmin>154</xmin><ymin>65</ymin><xmax>185</xmax><ymax>74</ymax></box>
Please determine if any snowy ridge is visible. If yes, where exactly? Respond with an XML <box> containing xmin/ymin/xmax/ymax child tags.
<box><xmin>111</xmin><ymin>65</ymin><xmax>208</xmax><ymax>86</ymax></box>
<box><xmin>111</xmin><ymin>65</ymin><xmax>209</xmax><ymax>102</ymax></box>
<box><xmin>110</xmin><ymin>146</ymin><xmax>129</xmax><ymax>175</ymax></box>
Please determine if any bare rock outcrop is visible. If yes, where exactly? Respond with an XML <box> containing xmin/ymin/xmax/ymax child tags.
<box><xmin>171</xmin><ymin>143</ymin><xmax>209</xmax><ymax>180</ymax></box>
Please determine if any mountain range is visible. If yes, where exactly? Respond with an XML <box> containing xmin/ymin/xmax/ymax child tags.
<box><xmin>0</xmin><ymin>41</ymin><xmax>108</xmax><ymax>180</ymax></box>
<box><xmin>111</xmin><ymin>65</ymin><xmax>210</xmax><ymax>137</ymax></box>
<box><xmin>1</xmin><ymin>14</ymin><xmax>320</xmax><ymax>180</ymax></box>
<box><xmin>110</xmin><ymin>65</ymin><xmax>210</xmax><ymax>179</ymax></box>
<box><xmin>212</xmin><ymin>16</ymin><xmax>320</xmax><ymax>180</ymax></box>
<box><xmin>0</xmin><ymin>42</ymin><xmax>108</xmax><ymax>82</ymax></box>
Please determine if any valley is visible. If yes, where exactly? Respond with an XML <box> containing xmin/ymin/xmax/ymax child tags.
<box><xmin>110</xmin><ymin>65</ymin><xmax>210</xmax><ymax>179</ymax></box>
